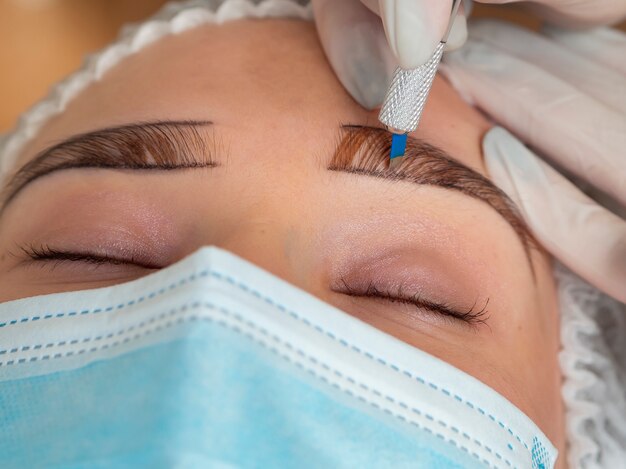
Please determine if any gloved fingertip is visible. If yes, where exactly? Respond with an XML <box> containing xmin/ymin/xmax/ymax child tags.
<box><xmin>483</xmin><ymin>127</ymin><xmax>550</xmax><ymax>215</ymax></box>
<box><xmin>339</xmin><ymin>26</ymin><xmax>396</xmax><ymax>109</ymax></box>
<box><xmin>482</xmin><ymin>127</ymin><xmax>526</xmax><ymax>209</ymax></box>
<box><xmin>312</xmin><ymin>0</ymin><xmax>395</xmax><ymax>109</ymax></box>
<box><xmin>345</xmin><ymin>65</ymin><xmax>394</xmax><ymax>109</ymax></box>
<box><xmin>379</xmin><ymin>0</ymin><xmax>447</xmax><ymax>69</ymax></box>
<box><xmin>484</xmin><ymin>127</ymin><xmax>626</xmax><ymax>303</ymax></box>
<box><xmin>445</xmin><ymin>13</ymin><xmax>467</xmax><ymax>51</ymax></box>
<box><xmin>442</xmin><ymin>38</ymin><xmax>497</xmax><ymax>70</ymax></box>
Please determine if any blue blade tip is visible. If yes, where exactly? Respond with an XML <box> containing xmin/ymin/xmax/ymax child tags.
<box><xmin>390</xmin><ymin>133</ymin><xmax>407</xmax><ymax>159</ymax></box>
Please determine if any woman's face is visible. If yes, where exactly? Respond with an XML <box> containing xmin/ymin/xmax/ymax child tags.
<box><xmin>0</xmin><ymin>19</ymin><xmax>564</xmax><ymax>458</ymax></box>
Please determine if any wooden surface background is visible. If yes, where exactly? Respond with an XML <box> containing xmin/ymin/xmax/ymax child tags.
<box><xmin>1</xmin><ymin>0</ymin><xmax>624</xmax><ymax>132</ymax></box>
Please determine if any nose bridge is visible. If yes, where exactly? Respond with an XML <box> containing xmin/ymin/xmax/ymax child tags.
<box><xmin>207</xmin><ymin>120</ymin><xmax>321</xmax><ymax>289</ymax></box>
<box><xmin>218</xmin><ymin>214</ymin><xmax>294</xmax><ymax>281</ymax></box>
<box><xmin>213</xmin><ymin>170</ymin><xmax>319</xmax><ymax>292</ymax></box>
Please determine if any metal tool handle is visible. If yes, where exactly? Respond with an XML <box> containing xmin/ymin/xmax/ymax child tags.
<box><xmin>378</xmin><ymin>0</ymin><xmax>463</xmax><ymax>134</ymax></box>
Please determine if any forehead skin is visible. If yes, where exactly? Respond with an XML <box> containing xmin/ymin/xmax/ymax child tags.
<box><xmin>17</xmin><ymin>20</ymin><xmax>490</xmax><ymax>175</ymax></box>
<box><xmin>3</xmin><ymin>19</ymin><xmax>564</xmax><ymax>462</ymax></box>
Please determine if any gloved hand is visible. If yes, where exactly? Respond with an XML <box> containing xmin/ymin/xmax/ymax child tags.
<box><xmin>442</xmin><ymin>21</ymin><xmax>626</xmax><ymax>303</ymax></box>
<box><xmin>311</xmin><ymin>0</ymin><xmax>626</xmax><ymax>109</ymax></box>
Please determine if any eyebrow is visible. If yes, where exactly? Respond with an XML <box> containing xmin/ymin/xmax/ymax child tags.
<box><xmin>330</xmin><ymin>125</ymin><xmax>534</xmax><ymax>258</ymax></box>
<box><xmin>1</xmin><ymin>120</ymin><xmax>217</xmax><ymax>210</ymax></box>
<box><xmin>1</xmin><ymin>120</ymin><xmax>533</xmax><ymax>258</ymax></box>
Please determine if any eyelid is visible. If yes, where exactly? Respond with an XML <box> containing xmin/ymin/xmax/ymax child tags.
<box><xmin>337</xmin><ymin>278</ymin><xmax>489</xmax><ymax>329</ymax></box>
<box><xmin>329</xmin><ymin>124</ymin><xmax>535</xmax><ymax>268</ymax></box>
<box><xmin>18</xmin><ymin>244</ymin><xmax>162</xmax><ymax>270</ymax></box>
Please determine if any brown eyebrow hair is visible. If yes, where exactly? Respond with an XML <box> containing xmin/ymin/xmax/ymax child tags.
<box><xmin>1</xmin><ymin>120</ymin><xmax>534</xmax><ymax>261</ymax></box>
<box><xmin>1</xmin><ymin>120</ymin><xmax>217</xmax><ymax>210</ymax></box>
<box><xmin>330</xmin><ymin>125</ymin><xmax>536</xmax><ymax>259</ymax></box>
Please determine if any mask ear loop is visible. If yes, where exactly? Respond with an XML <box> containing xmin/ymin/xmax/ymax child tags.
<box><xmin>379</xmin><ymin>0</ymin><xmax>463</xmax><ymax>168</ymax></box>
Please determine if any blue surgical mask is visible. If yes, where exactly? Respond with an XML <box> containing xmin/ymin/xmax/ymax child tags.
<box><xmin>0</xmin><ymin>247</ymin><xmax>557</xmax><ymax>468</ymax></box>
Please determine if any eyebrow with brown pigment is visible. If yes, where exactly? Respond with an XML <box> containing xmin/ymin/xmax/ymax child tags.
<box><xmin>329</xmin><ymin>125</ymin><xmax>536</xmax><ymax>260</ymax></box>
<box><xmin>1</xmin><ymin>120</ymin><xmax>216</xmax><ymax>210</ymax></box>
<box><xmin>0</xmin><ymin>120</ymin><xmax>536</xmax><ymax>265</ymax></box>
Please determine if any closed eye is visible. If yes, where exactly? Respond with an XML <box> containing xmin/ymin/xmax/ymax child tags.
<box><xmin>17</xmin><ymin>244</ymin><xmax>161</xmax><ymax>270</ymax></box>
<box><xmin>338</xmin><ymin>278</ymin><xmax>490</xmax><ymax>329</ymax></box>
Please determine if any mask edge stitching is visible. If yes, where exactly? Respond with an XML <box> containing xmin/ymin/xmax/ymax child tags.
<box><xmin>1</xmin><ymin>300</ymin><xmax>513</xmax><ymax>469</ymax></box>
<box><xmin>0</xmin><ymin>268</ymin><xmax>534</xmax><ymax>454</ymax></box>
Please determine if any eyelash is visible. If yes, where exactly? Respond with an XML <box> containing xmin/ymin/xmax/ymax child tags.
<box><xmin>340</xmin><ymin>279</ymin><xmax>489</xmax><ymax>328</ymax></box>
<box><xmin>18</xmin><ymin>244</ymin><xmax>156</xmax><ymax>270</ymax></box>
<box><xmin>17</xmin><ymin>246</ymin><xmax>488</xmax><ymax>327</ymax></box>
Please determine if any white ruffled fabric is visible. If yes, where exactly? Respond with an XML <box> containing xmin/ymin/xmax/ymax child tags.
<box><xmin>0</xmin><ymin>1</ymin><xmax>623</xmax><ymax>467</ymax></box>
<box><xmin>556</xmin><ymin>264</ymin><xmax>626</xmax><ymax>468</ymax></box>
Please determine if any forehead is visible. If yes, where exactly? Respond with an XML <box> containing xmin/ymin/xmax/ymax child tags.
<box><xmin>11</xmin><ymin>18</ymin><xmax>490</xmax><ymax>188</ymax></box>
<box><xmin>15</xmin><ymin>20</ymin><xmax>358</xmax><ymax>167</ymax></box>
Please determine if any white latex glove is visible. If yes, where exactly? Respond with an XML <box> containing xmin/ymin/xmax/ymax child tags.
<box><xmin>311</xmin><ymin>0</ymin><xmax>468</xmax><ymax>108</ymax></box>
<box><xmin>442</xmin><ymin>21</ymin><xmax>626</xmax><ymax>303</ymax></box>
<box><xmin>311</xmin><ymin>0</ymin><xmax>626</xmax><ymax>109</ymax></box>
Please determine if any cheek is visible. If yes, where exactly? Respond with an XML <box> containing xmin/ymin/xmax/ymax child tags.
<box><xmin>488</xmin><ymin>251</ymin><xmax>562</xmax><ymax>447</ymax></box>
<box><xmin>524</xmin><ymin>252</ymin><xmax>564</xmax><ymax>447</ymax></box>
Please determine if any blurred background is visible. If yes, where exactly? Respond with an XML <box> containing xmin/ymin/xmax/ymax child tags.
<box><xmin>1</xmin><ymin>0</ymin><xmax>625</xmax><ymax>132</ymax></box>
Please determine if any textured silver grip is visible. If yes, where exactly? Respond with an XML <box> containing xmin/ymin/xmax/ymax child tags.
<box><xmin>378</xmin><ymin>42</ymin><xmax>445</xmax><ymax>133</ymax></box>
